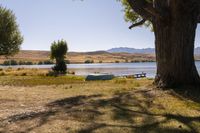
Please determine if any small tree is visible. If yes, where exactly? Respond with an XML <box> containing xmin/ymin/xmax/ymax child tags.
<box><xmin>50</xmin><ymin>40</ymin><xmax>68</xmax><ymax>74</ymax></box>
<box><xmin>0</xmin><ymin>6</ymin><xmax>23</xmax><ymax>56</ymax></box>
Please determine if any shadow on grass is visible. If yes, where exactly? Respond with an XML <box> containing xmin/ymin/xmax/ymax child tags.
<box><xmin>170</xmin><ymin>86</ymin><xmax>200</xmax><ymax>103</ymax></box>
<box><xmin>0</xmin><ymin>89</ymin><xmax>200</xmax><ymax>133</ymax></box>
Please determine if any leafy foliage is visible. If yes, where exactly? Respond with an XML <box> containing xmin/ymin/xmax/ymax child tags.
<box><xmin>3</xmin><ymin>60</ymin><xmax>17</xmax><ymax>66</ymax></box>
<box><xmin>0</xmin><ymin>6</ymin><xmax>23</xmax><ymax>56</ymax></box>
<box><xmin>119</xmin><ymin>0</ymin><xmax>152</xmax><ymax>29</ymax></box>
<box><xmin>51</xmin><ymin>40</ymin><xmax>68</xmax><ymax>73</ymax></box>
<box><xmin>84</xmin><ymin>60</ymin><xmax>94</xmax><ymax>64</ymax></box>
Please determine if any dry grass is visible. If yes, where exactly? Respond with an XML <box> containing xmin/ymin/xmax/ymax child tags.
<box><xmin>1</xmin><ymin>50</ymin><xmax>200</xmax><ymax>64</ymax></box>
<box><xmin>0</xmin><ymin>76</ymin><xmax>200</xmax><ymax>133</ymax></box>
<box><xmin>0</xmin><ymin>68</ymin><xmax>49</xmax><ymax>76</ymax></box>
<box><xmin>0</xmin><ymin>50</ymin><xmax>155</xmax><ymax>64</ymax></box>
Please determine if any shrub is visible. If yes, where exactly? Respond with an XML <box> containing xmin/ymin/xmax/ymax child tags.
<box><xmin>65</xmin><ymin>60</ymin><xmax>70</xmax><ymax>64</ymax></box>
<box><xmin>25</xmin><ymin>61</ymin><xmax>33</xmax><ymax>65</ymax></box>
<box><xmin>43</xmin><ymin>60</ymin><xmax>54</xmax><ymax>65</ymax></box>
<box><xmin>18</xmin><ymin>61</ymin><xmax>34</xmax><ymax>65</ymax></box>
<box><xmin>131</xmin><ymin>60</ymin><xmax>140</xmax><ymax>63</ymax></box>
<box><xmin>85</xmin><ymin>60</ymin><xmax>94</xmax><ymax>64</ymax></box>
<box><xmin>18</xmin><ymin>61</ymin><xmax>25</xmax><ymax>65</ymax></box>
<box><xmin>11</xmin><ymin>60</ymin><xmax>18</xmax><ymax>65</ymax></box>
<box><xmin>3</xmin><ymin>60</ymin><xmax>18</xmax><ymax>66</ymax></box>
<box><xmin>3</xmin><ymin>61</ymin><xmax>10</xmax><ymax>66</ymax></box>
<box><xmin>115</xmin><ymin>60</ymin><xmax>120</xmax><ymax>63</ymax></box>
<box><xmin>38</xmin><ymin>61</ymin><xmax>43</xmax><ymax>65</ymax></box>
<box><xmin>38</xmin><ymin>60</ymin><xmax>54</xmax><ymax>65</ymax></box>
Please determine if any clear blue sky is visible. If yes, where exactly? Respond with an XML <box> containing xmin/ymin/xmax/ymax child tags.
<box><xmin>1</xmin><ymin>0</ymin><xmax>200</xmax><ymax>52</ymax></box>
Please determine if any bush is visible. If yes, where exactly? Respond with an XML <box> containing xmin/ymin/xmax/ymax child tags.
<box><xmin>115</xmin><ymin>60</ymin><xmax>120</xmax><ymax>63</ymax></box>
<box><xmin>3</xmin><ymin>61</ymin><xmax>9</xmax><ymax>66</ymax></box>
<box><xmin>52</xmin><ymin>60</ymin><xmax>67</xmax><ymax>74</ymax></box>
<box><xmin>18</xmin><ymin>61</ymin><xmax>25</xmax><ymax>65</ymax></box>
<box><xmin>38</xmin><ymin>61</ymin><xmax>43</xmax><ymax>65</ymax></box>
<box><xmin>25</xmin><ymin>61</ymin><xmax>33</xmax><ymax>65</ymax></box>
<box><xmin>65</xmin><ymin>60</ymin><xmax>70</xmax><ymax>64</ymax></box>
<box><xmin>3</xmin><ymin>60</ymin><xmax>18</xmax><ymax>66</ymax></box>
<box><xmin>85</xmin><ymin>60</ymin><xmax>94</xmax><ymax>64</ymax></box>
<box><xmin>18</xmin><ymin>61</ymin><xmax>34</xmax><ymax>65</ymax></box>
<box><xmin>131</xmin><ymin>60</ymin><xmax>140</xmax><ymax>63</ymax></box>
<box><xmin>43</xmin><ymin>60</ymin><xmax>54</xmax><ymax>65</ymax></box>
<box><xmin>38</xmin><ymin>60</ymin><xmax>54</xmax><ymax>65</ymax></box>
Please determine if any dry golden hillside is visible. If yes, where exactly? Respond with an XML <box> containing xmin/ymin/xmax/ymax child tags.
<box><xmin>0</xmin><ymin>50</ymin><xmax>156</xmax><ymax>64</ymax></box>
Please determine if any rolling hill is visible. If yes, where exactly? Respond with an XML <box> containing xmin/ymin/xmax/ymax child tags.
<box><xmin>0</xmin><ymin>47</ymin><xmax>200</xmax><ymax>64</ymax></box>
<box><xmin>0</xmin><ymin>50</ymin><xmax>155</xmax><ymax>64</ymax></box>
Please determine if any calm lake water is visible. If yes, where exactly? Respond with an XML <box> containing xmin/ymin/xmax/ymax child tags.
<box><xmin>1</xmin><ymin>61</ymin><xmax>200</xmax><ymax>78</ymax></box>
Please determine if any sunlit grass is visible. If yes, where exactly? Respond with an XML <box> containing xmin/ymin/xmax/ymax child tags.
<box><xmin>0</xmin><ymin>74</ymin><xmax>200</xmax><ymax>133</ymax></box>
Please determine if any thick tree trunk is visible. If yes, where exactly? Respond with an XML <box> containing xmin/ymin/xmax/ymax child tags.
<box><xmin>153</xmin><ymin>3</ymin><xmax>200</xmax><ymax>88</ymax></box>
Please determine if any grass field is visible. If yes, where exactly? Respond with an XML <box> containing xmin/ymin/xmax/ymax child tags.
<box><xmin>0</xmin><ymin>73</ymin><xmax>200</xmax><ymax>133</ymax></box>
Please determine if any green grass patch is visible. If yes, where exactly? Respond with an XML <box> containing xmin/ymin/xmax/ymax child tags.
<box><xmin>0</xmin><ymin>75</ymin><xmax>85</xmax><ymax>86</ymax></box>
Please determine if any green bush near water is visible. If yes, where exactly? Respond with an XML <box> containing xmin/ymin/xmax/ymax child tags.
<box><xmin>3</xmin><ymin>60</ymin><xmax>17</xmax><ymax>66</ymax></box>
<box><xmin>38</xmin><ymin>60</ymin><xmax>54</xmax><ymax>65</ymax></box>
<box><xmin>85</xmin><ymin>60</ymin><xmax>94</xmax><ymax>64</ymax></box>
<box><xmin>51</xmin><ymin>40</ymin><xmax>68</xmax><ymax>74</ymax></box>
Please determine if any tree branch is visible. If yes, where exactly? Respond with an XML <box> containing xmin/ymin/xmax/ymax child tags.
<box><xmin>129</xmin><ymin>19</ymin><xmax>146</xmax><ymax>29</ymax></box>
<box><xmin>127</xmin><ymin>0</ymin><xmax>162</xmax><ymax>21</ymax></box>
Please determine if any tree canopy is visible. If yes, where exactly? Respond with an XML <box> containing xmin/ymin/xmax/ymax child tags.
<box><xmin>51</xmin><ymin>40</ymin><xmax>68</xmax><ymax>73</ymax></box>
<box><xmin>0</xmin><ymin>6</ymin><xmax>23</xmax><ymax>56</ymax></box>
<box><xmin>120</xmin><ymin>0</ymin><xmax>200</xmax><ymax>29</ymax></box>
<box><xmin>51</xmin><ymin>40</ymin><xmax>68</xmax><ymax>61</ymax></box>
<box><xmin>120</xmin><ymin>0</ymin><xmax>152</xmax><ymax>29</ymax></box>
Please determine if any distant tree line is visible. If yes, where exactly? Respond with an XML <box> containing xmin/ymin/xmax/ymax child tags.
<box><xmin>3</xmin><ymin>60</ymin><xmax>33</xmax><ymax>66</ymax></box>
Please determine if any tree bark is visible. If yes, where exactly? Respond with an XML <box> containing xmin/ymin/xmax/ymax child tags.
<box><xmin>153</xmin><ymin>2</ymin><xmax>200</xmax><ymax>88</ymax></box>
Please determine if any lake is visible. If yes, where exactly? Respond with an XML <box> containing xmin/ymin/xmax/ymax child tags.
<box><xmin>1</xmin><ymin>61</ymin><xmax>200</xmax><ymax>78</ymax></box>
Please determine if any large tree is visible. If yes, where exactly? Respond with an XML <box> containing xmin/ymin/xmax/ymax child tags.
<box><xmin>121</xmin><ymin>0</ymin><xmax>200</xmax><ymax>88</ymax></box>
<box><xmin>0</xmin><ymin>6</ymin><xmax>23</xmax><ymax>56</ymax></box>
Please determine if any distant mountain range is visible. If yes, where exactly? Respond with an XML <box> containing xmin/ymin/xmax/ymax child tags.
<box><xmin>107</xmin><ymin>47</ymin><xmax>155</xmax><ymax>54</ymax></box>
<box><xmin>107</xmin><ymin>47</ymin><xmax>200</xmax><ymax>55</ymax></box>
